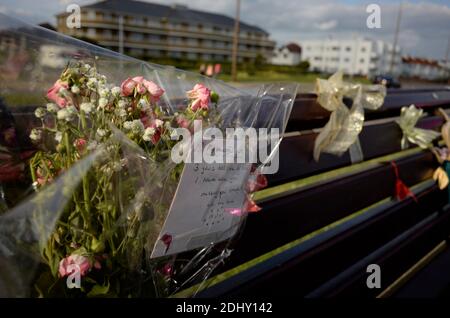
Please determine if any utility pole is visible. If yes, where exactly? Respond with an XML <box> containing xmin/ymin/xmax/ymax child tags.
<box><xmin>445</xmin><ymin>37</ymin><xmax>450</xmax><ymax>78</ymax></box>
<box><xmin>231</xmin><ymin>0</ymin><xmax>241</xmax><ymax>82</ymax></box>
<box><xmin>390</xmin><ymin>2</ymin><xmax>403</xmax><ymax>75</ymax></box>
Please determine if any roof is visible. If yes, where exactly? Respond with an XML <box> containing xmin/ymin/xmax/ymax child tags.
<box><xmin>76</xmin><ymin>0</ymin><xmax>268</xmax><ymax>35</ymax></box>
<box><xmin>285</xmin><ymin>43</ymin><xmax>301</xmax><ymax>54</ymax></box>
<box><xmin>402</xmin><ymin>56</ymin><xmax>441</xmax><ymax>67</ymax></box>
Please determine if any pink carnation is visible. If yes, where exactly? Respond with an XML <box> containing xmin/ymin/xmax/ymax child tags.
<box><xmin>120</xmin><ymin>77</ymin><xmax>164</xmax><ymax>101</ymax></box>
<box><xmin>187</xmin><ymin>84</ymin><xmax>211</xmax><ymax>111</ymax></box>
<box><xmin>58</xmin><ymin>254</ymin><xmax>91</xmax><ymax>277</ymax></box>
<box><xmin>47</xmin><ymin>80</ymin><xmax>69</xmax><ymax>108</ymax></box>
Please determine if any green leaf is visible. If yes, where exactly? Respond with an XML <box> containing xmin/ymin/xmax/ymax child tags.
<box><xmin>87</xmin><ymin>281</ymin><xmax>110</xmax><ymax>297</ymax></box>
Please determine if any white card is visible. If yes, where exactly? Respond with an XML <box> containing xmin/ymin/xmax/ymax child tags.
<box><xmin>151</xmin><ymin>162</ymin><xmax>251</xmax><ymax>258</ymax></box>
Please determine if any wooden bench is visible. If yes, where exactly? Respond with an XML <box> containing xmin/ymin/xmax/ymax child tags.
<box><xmin>5</xmin><ymin>88</ymin><xmax>450</xmax><ymax>298</ymax></box>
<box><xmin>174</xmin><ymin>87</ymin><xmax>450</xmax><ymax>298</ymax></box>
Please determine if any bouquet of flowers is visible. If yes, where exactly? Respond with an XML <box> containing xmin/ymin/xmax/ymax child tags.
<box><xmin>0</xmin><ymin>14</ymin><xmax>298</xmax><ymax>297</ymax></box>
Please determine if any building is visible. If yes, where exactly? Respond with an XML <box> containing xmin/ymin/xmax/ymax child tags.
<box><xmin>402</xmin><ymin>56</ymin><xmax>449</xmax><ymax>81</ymax></box>
<box><xmin>271</xmin><ymin>43</ymin><xmax>302</xmax><ymax>66</ymax></box>
<box><xmin>300</xmin><ymin>37</ymin><xmax>402</xmax><ymax>76</ymax></box>
<box><xmin>56</xmin><ymin>0</ymin><xmax>275</xmax><ymax>63</ymax></box>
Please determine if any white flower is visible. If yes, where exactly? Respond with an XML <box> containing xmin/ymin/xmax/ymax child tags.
<box><xmin>131</xmin><ymin>120</ymin><xmax>144</xmax><ymax>134</ymax></box>
<box><xmin>124</xmin><ymin>120</ymin><xmax>144</xmax><ymax>134</ymax></box>
<box><xmin>99</xmin><ymin>75</ymin><xmax>107</xmax><ymax>83</ymax></box>
<box><xmin>46</xmin><ymin>103</ymin><xmax>59</xmax><ymax>113</ymax></box>
<box><xmin>57</xmin><ymin>108</ymin><xmax>69</xmax><ymax>121</ymax></box>
<box><xmin>29</xmin><ymin>128</ymin><xmax>42</xmax><ymax>142</ymax></box>
<box><xmin>71</xmin><ymin>85</ymin><xmax>80</xmax><ymax>94</ymax></box>
<box><xmin>57</xmin><ymin>106</ymin><xmax>77</xmax><ymax>122</ymax></box>
<box><xmin>34</xmin><ymin>107</ymin><xmax>46</xmax><ymax>119</ymax></box>
<box><xmin>138</xmin><ymin>99</ymin><xmax>150</xmax><ymax>110</ymax></box>
<box><xmin>96</xmin><ymin>129</ymin><xmax>107</xmax><ymax>138</ymax></box>
<box><xmin>82</xmin><ymin>64</ymin><xmax>91</xmax><ymax>72</ymax></box>
<box><xmin>87</xmin><ymin>78</ymin><xmax>98</xmax><ymax>89</ymax></box>
<box><xmin>112</xmin><ymin>162</ymin><xmax>122</xmax><ymax>172</ymax></box>
<box><xmin>54</xmin><ymin>131</ymin><xmax>62</xmax><ymax>143</ymax></box>
<box><xmin>115</xmin><ymin>108</ymin><xmax>127</xmax><ymax>118</ymax></box>
<box><xmin>118</xmin><ymin>99</ymin><xmax>128</xmax><ymax>109</ymax></box>
<box><xmin>98</xmin><ymin>97</ymin><xmax>109</xmax><ymax>109</ymax></box>
<box><xmin>80</xmin><ymin>102</ymin><xmax>95</xmax><ymax>114</ymax></box>
<box><xmin>111</xmin><ymin>86</ymin><xmax>121</xmax><ymax>96</ymax></box>
<box><xmin>154</xmin><ymin>119</ymin><xmax>164</xmax><ymax>128</ymax></box>
<box><xmin>123</xmin><ymin>121</ymin><xmax>133</xmax><ymax>130</ymax></box>
<box><xmin>143</xmin><ymin>127</ymin><xmax>156</xmax><ymax>141</ymax></box>
<box><xmin>99</xmin><ymin>88</ymin><xmax>110</xmax><ymax>98</ymax></box>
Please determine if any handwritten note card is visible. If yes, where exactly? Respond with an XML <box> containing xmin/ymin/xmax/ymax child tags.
<box><xmin>151</xmin><ymin>162</ymin><xmax>251</xmax><ymax>258</ymax></box>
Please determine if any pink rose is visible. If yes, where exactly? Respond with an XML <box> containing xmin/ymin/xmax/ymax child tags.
<box><xmin>187</xmin><ymin>84</ymin><xmax>211</xmax><ymax>111</ymax></box>
<box><xmin>120</xmin><ymin>78</ymin><xmax>137</xmax><ymax>96</ymax></box>
<box><xmin>143</xmin><ymin>80</ymin><xmax>165</xmax><ymax>102</ymax></box>
<box><xmin>58</xmin><ymin>254</ymin><xmax>91</xmax><ymax>277</ymax></box>
<box><xmin>47</xmin><ymin>80</ymin><xmax>69</xmax><ymax>108</ymax></box>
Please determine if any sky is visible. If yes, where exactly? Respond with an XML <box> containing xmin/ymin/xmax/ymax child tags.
<box><xmin>0</xmin><ymin>0</ymin><xmax>449</xmax><ymax>60</ymax></box>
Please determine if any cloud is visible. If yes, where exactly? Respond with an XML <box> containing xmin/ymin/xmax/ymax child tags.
<box><xmin>1</xmin><ymin>0</ymin><xmax>449</xmax><ymax>59</ymax></box>
<box><xmin>314</xmin><ymin>20</ymin><xmax>338</xmax><ymax>31</ymax></box>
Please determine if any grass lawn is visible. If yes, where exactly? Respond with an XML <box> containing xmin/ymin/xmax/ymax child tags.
<box><xmin>217</xmin><ymin>70</ymin><xmax>371</xmax><ymax>85</ymax></box>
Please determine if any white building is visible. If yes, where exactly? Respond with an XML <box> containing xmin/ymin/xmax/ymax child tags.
<box><xmin>300</xmin><ymin>37</ymin><xmax>402</xmax><ymax>76</ymax></box>
<box><xmin>402</xmin><ymin>56</ymin><xmax>449</xmax><ymax>80</ymax></box>
<box><xmin>271</xmin><ymin>43</ymin><xmax>302</xmax><ymax>66</ymax></box>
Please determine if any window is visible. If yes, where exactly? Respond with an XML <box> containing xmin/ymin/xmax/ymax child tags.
<box><xmin>346</xmin><ymin>47</ymin><xmax>351</xmax><ymax>52</ymax></box>
<box><xmin>361</xmin><ymin>47</ymin><xmax>366</xmax><ymax>52</ymax></box>
<box><xmin>344</xmin><ymin>58</ymin><xmax>350</xmax><ymax>62</ymax></box>
<box><xmin>314</xmin><ymin>57</ymin><xmax>322</xmax><ymax>61</ymax></box>
<box><xmin>284</xmin><ymin>54</ymin><xmax>288</xmax><ymax>58</ymax></box>
<box><xmin>360</xmin><ymin>58</ymin><xmax>365</xmax><ymax>63</ymax></box>
<box><xmin>332</xmin><ymin>46</ymin><xmax>340</xmax><ymax>51</ymax></box>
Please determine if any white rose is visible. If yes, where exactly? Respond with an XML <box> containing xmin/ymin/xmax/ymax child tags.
<box><xmin>96</xmin><ymin>129</ymin><xmax>107</xmax><ymax>138</ymax></box>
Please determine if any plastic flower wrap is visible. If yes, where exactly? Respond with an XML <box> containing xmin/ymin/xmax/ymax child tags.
<box><xmin>0</xmin><ymin>15</ymin><xmax>298</xmax><ymax>297</ymax></box>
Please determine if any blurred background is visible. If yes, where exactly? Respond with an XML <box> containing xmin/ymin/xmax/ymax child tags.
<box><xmin>0</xmin><ymin>0</ymin><xmax>449</xmax><ymax>92</ymax></box>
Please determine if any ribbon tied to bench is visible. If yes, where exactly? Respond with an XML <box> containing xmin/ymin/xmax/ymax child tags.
<box><xmin>314</xmin><ymin>71</ymin><xmax>386</xmax><ymax>162</ymax></box>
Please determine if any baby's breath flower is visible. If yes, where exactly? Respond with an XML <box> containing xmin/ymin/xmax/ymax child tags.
<box><xmin>99</xmin><ymin>88</ymin><xmax>110</xmax><ymax>98</ymax></box>
<box><xmin>115</xmin><ymin>108</ymin><xmax>127</xmax><ymax>118</ymax></box>
<box><xmin>55</xmin><ymin>131</ymin><xmax>62</xmax><ymax>143</ymax></box>
<box><xmin>96</xmin><ymin>129</ymin><xmax>107</xmax><ymax>138</ymax></box>
<box><xmin>34</xmin><ymin>107</ymin><xmax>46</xmax><ymax>119</ymax></box>
<box><xmin>98</xmin><ymin>97</ymin><xmax>109</xmax><ymax>109</ymax></box>
<box><xmin>118</xmin><ymin>99</ymin><xmax>128</xmax><ymax>109</ymax></box>
<box><xmin>71</xmin><ymin>85</ymin><xmax>80</xmax><ymax>94</ymax></box>
<box><xmin>111</xmin><ymin>86</ymin><xmax>121</xmax><ymax>96</ymax></box>
<box><xmin>29</xmin><ymin>128</ymin><xmax>42</xmax><ymax>142</ymax></box>
<box><xmin>80</xmin><ymin>102</ymin><xmax>95</xmax><ymax>114</ymax></box>
<box><xmin>46</xmin><ymin>103</ymin><xmax>59</xmax><ymax>113</ymax></box>
<box><xmin>87</xmin><ymin>140</ymin><xmax>98</xmax><ymax>151</ymax></box>
<box><xmin>143</xmin><ymin>127</ymin><xmax>156</xmax><ymax>141</ymax></box>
